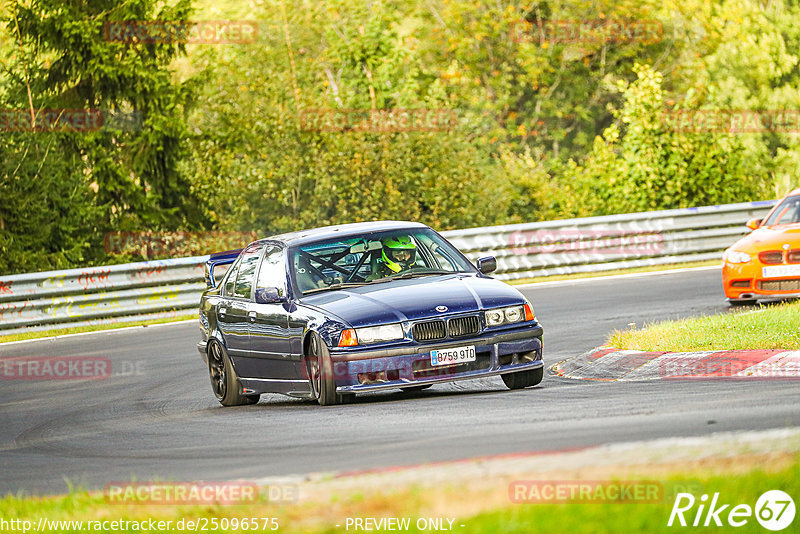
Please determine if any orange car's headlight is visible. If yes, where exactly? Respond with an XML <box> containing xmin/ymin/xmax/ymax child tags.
<box><xmin>725</xmin><ymin>250</ymin><xmax>752</xmax><ymax>264</ymax></box>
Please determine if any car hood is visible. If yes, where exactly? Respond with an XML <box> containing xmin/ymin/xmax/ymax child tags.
<box><xmin>728</xmin><ymin>224</ymin><xmax>800</xmax><ymax>252</ymax></box>
<box><xmin>299</xmin><ymin>274</ymin><xmax>526</xmax><ymax>327</ymax></box>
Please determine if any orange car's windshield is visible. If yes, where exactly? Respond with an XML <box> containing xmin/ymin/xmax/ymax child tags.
<box><xmin>763</xmin><ymin>195</ymin><xmax>800</xmax><ymax>226</ymax></box>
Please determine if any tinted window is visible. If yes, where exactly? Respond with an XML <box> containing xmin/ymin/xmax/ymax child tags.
<box><xmin>255</xmin><ymin>246</ymin><xmax>286</xmax><ymax>295</ymax></box>
<box><xmin>233</xmin><ymin>243</ymin><xmax>264</xmax><ymax>299</ymax></box>
<box><xmin>417</xmin><ymin>233</ymin><xmax>459</xmax><ymax>271</ymax></box>
<box><xmin>223</xmin><ymin>256</ymin><xmax>242</xmax><ymax>297</ymax></box>
<box><xmin>764</xmin><ymin>196</ymin><xmax>800</xmax><ymax>226</ymax></box>
<box><xmin>291</xmin><ymin>228</ymin><xmax>475</xmax><ymax>295</ymax></box>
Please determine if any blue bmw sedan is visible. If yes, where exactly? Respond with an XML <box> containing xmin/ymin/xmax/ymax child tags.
<box><xmin>197</xmin><ymin>221</ymin><xmax>544</xmax><ymax>406</ymax></box>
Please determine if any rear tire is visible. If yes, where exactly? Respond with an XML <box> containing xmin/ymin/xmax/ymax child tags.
<box><xmin>208</xmin><ymin>341</ymin><xmax>260</xmax><ymax>406</ymax></box>
<box><xmin>306</xmin><ymin>333</ymin><xmax>347</xmax><ymax>406</ymax></box>
<box><xmin>502</xmin><ymin>366</ymin><xmax>543</xmax><ymax>390</ymax></box>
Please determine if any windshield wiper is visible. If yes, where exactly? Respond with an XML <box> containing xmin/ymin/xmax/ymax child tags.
<box><xmin>372</xmin><ymin>270</ymin><xmax>456</xmax><ymax>282</ymax></box>
<box><xmin>303</xmin><ymin>282</ymin><xmax>370</xmax><ymax>295</ymax></box>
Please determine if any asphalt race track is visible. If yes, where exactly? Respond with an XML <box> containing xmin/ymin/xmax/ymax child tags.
<box><xmin>2</xmin><ymin>267</ymin><xmax>799</xmax><ymax>496</ymax></box>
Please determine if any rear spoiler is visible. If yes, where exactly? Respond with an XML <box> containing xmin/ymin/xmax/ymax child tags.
<box><xmin>205</xmin><ymin>249</ymin><xmax>242</xmax><ymax>288</ymax></box>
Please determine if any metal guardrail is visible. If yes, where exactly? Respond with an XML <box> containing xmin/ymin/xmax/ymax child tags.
<box><xmin>0</xmin><ymin>200</ymin><xmax>777</xmax><ymax>335</ymax></box>
<box><xmin>446</xmin><ymin>200</ymin><xmax>777</xmax><ymax>281</ymax></box>
<box><xmin>0</xmin><ymin>257</ymin><xmax>208</xmax><ymax>335</ymax></box>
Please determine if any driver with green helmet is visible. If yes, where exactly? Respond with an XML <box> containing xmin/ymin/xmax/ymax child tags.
<box><xmin>368</xmin><ymin>235</ymin><xmax>419</xmax><ymax>280</ymax></box>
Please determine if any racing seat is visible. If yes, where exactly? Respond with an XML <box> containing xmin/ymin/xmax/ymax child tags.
<box><xmin>295</xmin><ymin>255</ymin><xmax>325</xmax><ymax>293</ymax></box>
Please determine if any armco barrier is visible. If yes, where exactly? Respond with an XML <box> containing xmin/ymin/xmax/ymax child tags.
<box><xmin>0</xmin><ymin>257</ymin><xmax>208</xmax><ymax>335</ymax></box>
<box><xmin>445</xmin><ymin>200</ymin><xmax>776</xmax><ymax>280</ymax></box>
<box><xmin>0</xmin><ymin>200</ymin><xmax>777</xmax><ymax>335</ymax></box>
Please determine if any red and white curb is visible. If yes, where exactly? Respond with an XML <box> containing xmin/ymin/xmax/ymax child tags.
<box><xmin>553</xmin><ymin>347</ymin><xmax>800</xmax><ymax>381</ymax></box>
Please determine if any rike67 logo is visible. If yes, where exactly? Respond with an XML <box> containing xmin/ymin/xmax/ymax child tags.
<box><xmin>668</xmin><ymin>490</ymin><xmax>795</xmax><ymax>531</ymax></box>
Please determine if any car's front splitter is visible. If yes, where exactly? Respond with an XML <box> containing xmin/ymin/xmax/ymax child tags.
<box><xmin>329</xmin><ymin>328</ymin><xmax>543</xmax><ymax>393</ymax></box>
<box><xmin>335</xmin><ymin>359</ymin><xmax>544</xmax><ymax>393</ymax></box>
<box><xmin>727</xmin><ymin>291</ymin><xmax>800</xmax><ymax>302</ymax></box>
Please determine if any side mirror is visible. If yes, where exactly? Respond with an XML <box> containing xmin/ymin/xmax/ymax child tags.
<box><xmin>255</xmin><ymin>287</ymin><xmax>286</xmax><ymax>304</ymax></box>
<box><xmin>745</xmin><ymin>218</ymin><xmax>762</xmax><ymax>231</ymax></box>
<box><xmin>477</xmin><ymin>256</ymin><xmax>497</xmax><ymax>274</ymax></box>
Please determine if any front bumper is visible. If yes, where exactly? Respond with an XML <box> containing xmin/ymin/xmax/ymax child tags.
<box><xmin>723</xmin><ymin>262</ymin><xmax>800</xmax><ymax>300</ymax></box>
<box><xmin>329</xmin><ymin>325</ymin><xmax>543</xmax><ymax>393</ymax></box>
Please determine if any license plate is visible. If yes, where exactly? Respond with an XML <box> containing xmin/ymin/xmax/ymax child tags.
<box><xmin>763</xmin><ymin>265</ymin><xmax>800</xmax><ymax>278</ymax></box>
<box><xmin>431</xmin><ymin>345</ymin><xmax>476</xmax><ymax>366</ymax></box>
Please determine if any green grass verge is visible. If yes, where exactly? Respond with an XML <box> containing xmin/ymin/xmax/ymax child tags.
<box><xmin>608</xmin><ymin>300</ymin><xmax>800</xmax><ymax>351</ymax></box>
<box><xmin>507</xmin><ymin>260</ymin><xmax>719</xmax><ymax>285</ymax></box>
<box><xmin>0</xmin><ymin>314</ymin><xmax>197</xmax><ymax>344</ymax></box>
<box><xmin>465</xmin><ymin>459</ymin><xmax>798</xmax><ymax>534</ymax></box>
<box><xmin>0</xmin><ymin>456</ymin><xmax>796</xmax><ymax>533</ymax></box>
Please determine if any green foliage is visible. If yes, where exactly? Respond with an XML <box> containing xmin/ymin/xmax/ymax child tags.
<box><xmin>0</xmin><ymin>0</ymin><xmax>206</xmax><ymax>273</ymax></box>
<box><xmin>0</xmin><ymin>133</ymin><xmax>100</xmax><ymax>272</ymax></box>
<box><xmin>184</xmin><ymin>0</ymin><xmax>503</xmax><ymax>234</ymax></box>
<box><xmin>564</xmin><ymin>64</ymin><xmax>769</xmax><ymax>216</ymax></box>
<box><xmin>4</xmin><ymin>0</ymin><xmax>800</xmax><ymax>273</ymax></box>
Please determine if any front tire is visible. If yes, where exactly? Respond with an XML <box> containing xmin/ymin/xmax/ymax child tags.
<box><xmin>208</xmin><ymin>341</ymin><xmax>260</xmax><ymax>406</ymax></box>
<box><xmin>502</xmin><ymin>366</ymin><xmax>543</xmax><ymax>390</ymax></box>
<box><xmin>306</xmin><ymin>333</ymin><xmax>348</xmax><ymax>406</ymax></box>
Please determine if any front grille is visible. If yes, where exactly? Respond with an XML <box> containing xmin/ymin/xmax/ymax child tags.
<box><xmin>759</xmin><ymin>279</ymin><xmax>800</xmax><ymax>291</ymax></box>
<box><xmin>759</xmin><ymin>251</ymin><xmax>783</xmax><ymax>264</ymax></box>
<box><xmin>788</xmin><ymin>250</ymin><xmax>800</xmax><ymax>263</ymax></box>
<box><xmin>412</xmin><ymin>315</ymin><xmax>482</xmax><ymax>341</ymax></box>
<box><xmin>447</xmin><ymin>315</ymin><xmax>480</xmax><ymax>337</ymax></box>
<box><xmin>412</xmin><ymin>320</ymin><xmax>446</xmax><ymax>341</ymax></box>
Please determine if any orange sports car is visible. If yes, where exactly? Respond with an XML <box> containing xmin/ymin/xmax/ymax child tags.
<box><xmin>723</xmin><ymin>188</ymin><xmax>800</xmax><ymax>305</ymax></box>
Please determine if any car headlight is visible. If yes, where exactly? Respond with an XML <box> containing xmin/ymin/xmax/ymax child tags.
<box><xmin>354</xmin><ymin>323</ymin><xmax>405</xmax><ymax>344</ymax></box>
<box><xmin>485</xmin><ymin>309</ymin><xmax>506</xmax><ymax>326</ymax></box>
<box><xmin>485</xmin><ymin>305</ymin><xmax>532</xmax><ymax>326</ymax></box>
<box><xmin>726</xmin><ymin>251</ymin><xmax>751</xmax><ymax>264</ymax></box>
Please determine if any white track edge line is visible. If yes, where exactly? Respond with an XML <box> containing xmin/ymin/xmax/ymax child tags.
<box><xmin>0</xmin><ymin>319</ymin><xmax>198</xmax><ymax>347</ymax></box>
<box><xmin>513</xmin><ymin>265</ymin><xmax>721</xmax><ymax>289</ymax></box>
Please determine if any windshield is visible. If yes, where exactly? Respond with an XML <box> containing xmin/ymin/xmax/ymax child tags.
<box><xmin>763</xmin><ymin>195</ymin><xmax>800</xmax><ymax>226</ymax></box>
<box><xmin>290</xmin><ymin>228</ymin><xmax>475</xmax><ymax>295</ymax></box>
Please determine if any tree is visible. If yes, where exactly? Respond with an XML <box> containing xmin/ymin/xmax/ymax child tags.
<box><xmin>565</xmin><ymin>64</ymin><xmax>768</xmax><ymax>216</ymax></box>
<box><xmin>0</xmin><ymin>0</ymin><xmax>205</xmax><ymax>273</ymax></box>
<box><xmin>184</xmin><ymin>0</ymin><xmax>505</xmax><ymax>235</ymax></box>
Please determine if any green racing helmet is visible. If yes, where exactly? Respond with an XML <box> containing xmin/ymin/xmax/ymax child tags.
<box><xmin>381</xmin><ymin>235</ymin><xmax>417</xmax><ymax>273</ymax></box>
